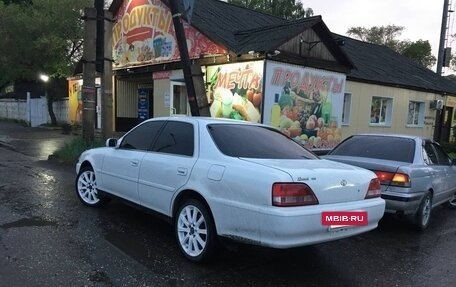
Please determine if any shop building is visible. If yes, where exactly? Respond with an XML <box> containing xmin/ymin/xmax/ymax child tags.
<box><xmin>340</xmin><ymin>36</ymin><xmax>456</xmax><ymax>142</ymax></box>
<box><xmin>68</xmin><ymin>0</ymin><xmax>456</xmax><ymax>146</ymax></box>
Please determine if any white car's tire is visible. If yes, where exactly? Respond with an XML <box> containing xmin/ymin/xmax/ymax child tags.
<box><xmin>175</xmin><ymin>199</ymin><xmax>217</xmax><ymax>263</ymax></box>
<box><xmin>415</xmin><ymin>192</ymin><xmax>432</xmax><ymax>230</ymax></box>
<box><xmin>76</xmin><ymin>166</ymin><xmax>105</xmax><ymax>207</ymax></box>
<box><xmin>446</xmin><ymin>192</ymin><xmax>456</xmax><ymax>209</ymax></box>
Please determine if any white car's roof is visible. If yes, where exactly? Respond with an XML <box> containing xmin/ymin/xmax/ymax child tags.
<box><xmin>144</xmin><ymin>116</ymin><xmax>266</xmax><ymax>127</ymax></box>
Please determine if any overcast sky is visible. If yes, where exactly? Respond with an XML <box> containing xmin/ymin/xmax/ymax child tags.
<box><xmin>303</xmin><ymin>0</ymin><xmax>453</xmax><ymax>73</ymax></box>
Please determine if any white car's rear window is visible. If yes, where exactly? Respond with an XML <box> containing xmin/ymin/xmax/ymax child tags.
<box><xmin>207</xmin><ymin>124</ymin><xmax>317</xmax><ymax>159</ymax></box>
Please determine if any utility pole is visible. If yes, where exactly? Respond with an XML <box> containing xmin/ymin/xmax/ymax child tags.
<box><xmin>437</xmin><ymin>0</ymin><xmax>450</xmax><ymax>75</ymax></box>
<box><xmin>168</xmin><ymin>0</ymin><xmax>200</xmax><ymax>116</ymax></box>
<box><xmin>102</xmin><ymin>10</ymin><xmax>114</xmax><ymax>139</ymax></box>
<box><xmin>82</xmin><ymin>7</ymin><xmax>97</xmax><ymax>143</ymax></box>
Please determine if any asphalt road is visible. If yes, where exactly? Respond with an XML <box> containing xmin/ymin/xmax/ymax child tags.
<box><xmin>1</xmin><ymin>146</ymin><xmax>456</xmax><ymax>287</ymax></box>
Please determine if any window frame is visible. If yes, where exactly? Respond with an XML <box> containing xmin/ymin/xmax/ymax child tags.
<box><xmin>341</xmin><ymin>92</ymin><xmax>352</xmax><ymax>126</ymax></box>
<box><xmin>369</xmin><ymin>96</ymin><xmax>393</xmax><ymax>127</ymax></box>
<box><xmin>406</xmin><ymin>100</ymin><xmax>425</xmax><ymax>127</ymax></box>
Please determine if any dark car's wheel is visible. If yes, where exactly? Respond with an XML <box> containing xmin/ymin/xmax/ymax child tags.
<box><xmin>414</xmin><ymin>192</ymin><xmax>432</xmax><ymax>230</ymax></box>
<box><xmin>76</xmin><ymin>166</ymin><xmax>105</xmax><ymax>207</ymax></box>
<box><xmin>175</xmin><ymin>199</ymin><xmax>217</xmax><ymax>263</ymax></box>
<box><xmin>446</xmin><ymin>192</ymin><xmax>456</xmax><ymax>209</ymax></box>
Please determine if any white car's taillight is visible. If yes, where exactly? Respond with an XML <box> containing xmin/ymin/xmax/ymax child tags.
<box><xmin>272</xmin><ymin>183</ymin><xmax>319</xmax><ymax>207</ymax></box>
<box><xmin>365</xmin><ymin>178</ymin><xmax>382</xmax><ymax>199</ymax></box>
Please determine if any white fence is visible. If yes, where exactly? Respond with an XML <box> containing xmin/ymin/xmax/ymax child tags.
<box><xmin>0</xmin><ymin>97</ymin><xmax>69</xmax><ymax>127</ymax></box>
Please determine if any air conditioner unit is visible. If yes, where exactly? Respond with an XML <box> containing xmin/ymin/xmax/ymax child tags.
<box><xmin>430</xmin><ymin>99</ymin><xmax>444</xmax><ymax>110</ymax></box>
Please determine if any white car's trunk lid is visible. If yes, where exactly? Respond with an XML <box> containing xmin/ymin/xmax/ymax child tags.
<box><xmin>241</xmin><ymin>158</ymin><xmax>376</xmax><ymax>204</ymax></box>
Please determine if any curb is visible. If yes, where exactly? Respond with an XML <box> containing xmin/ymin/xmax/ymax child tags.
<box><xmin>0</xmin><ymin>140</ymin><xmax>16</xmax><ymax>151</ymax></box>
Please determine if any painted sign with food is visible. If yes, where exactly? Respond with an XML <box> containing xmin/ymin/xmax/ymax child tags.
<box><xmin>264</xmin><ymin>61</ymin><xmax>346</xmax><ymax>149</ymax></box>
<box><xmin>112</xmin><ymin>0</ymin><xmax>226</xmax><ymax>69</ymax></box>
<box><xmin>206</xmin><ymin>61</ymin><xmax>264</xmax><ymax>123</ymax></box>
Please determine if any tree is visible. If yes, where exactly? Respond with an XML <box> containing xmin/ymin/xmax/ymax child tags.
<box><xmin>228</xmin><ymin>0</ymin><xmax>313</xmax><ymax>20</ymax></box>
<box><xmin>399</xmin><ymin>40</ymin><xmax>436</xmax><ymax>69</ymax></box>
<box><xmin>0</xmin><ymin>0</ymin><xmax>92</xmax><ymax>125</ymax></box>
<box><xmin>347</xmin><ymin>25</ymin><xmax>436</xmax><ymax>69</ymax></box>
<box><xmin>347</xmin><ymin>25</ymin><xmax>404</xmax><ymax>51</ymax></box>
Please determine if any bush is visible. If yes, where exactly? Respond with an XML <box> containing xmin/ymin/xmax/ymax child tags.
<box><xmin>441</xmin><ymin>142</ymin><xmax>456</xmax><ymax>159</ymax></box>
<box><xmin>53</xmin><ymin>136</ymin><xmax>104</xmax><ymax>164</ymax></box>
<box><xmin>0</xmin><ymin>117</ymin><xmax>28</xmax><ymax>126</ymax></box>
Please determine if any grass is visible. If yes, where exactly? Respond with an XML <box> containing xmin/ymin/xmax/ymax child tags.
<box><xmin>53</xmin><ymin>136</ymin><xmax>104</xmax><ymax>164</ymax></box>
<box><xmin>0</xmin><ymin>117</ymin><xmax>29</xmax><ymax>126</ymax></box>
<box><xmin>441</xmin><ymin>142</ymin><xmax>456</xmax><ymax>160</ymax></box>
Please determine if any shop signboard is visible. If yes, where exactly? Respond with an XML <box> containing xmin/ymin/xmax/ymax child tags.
<box><xmin>113</xmin><ymin>0</ymin><xmax>226</xmax><ymax>69</ymax></box>
<box><xmin>68</xmin><ymin>79</ymin><xmax>83</xmax><ymax>123</ymax></box>
<box><xmin>68</xmin><ymin>78</ymin><xmax>101</xmax><ymax>123</ymax></box>
<box><xmin>446</xmin><ymin>96</ymin><xmax>456</xmax><ymax>108</ymax></box>
<box><xmin>264</xmin><ymin>61</ymin><xmax>346</xmax><ymax>149</ymax></box>
<box><xmin>138</xmin><ymin>88</ymin><xmax>150</xmax><ymax>122</ymax></box>
<box><xmin>206</xmin><ymin>61</ymin><xmax>264</xmax><ymax>123</ymax></box>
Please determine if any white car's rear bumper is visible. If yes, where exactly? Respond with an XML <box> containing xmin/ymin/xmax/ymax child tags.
<box><xmin>214</xmin><ymin>198</ymin><xmax>385</xmax><ymax>248</ymax></box>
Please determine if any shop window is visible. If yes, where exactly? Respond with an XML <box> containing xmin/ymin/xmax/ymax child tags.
<box><xmin>370</xmin><ymin>96</ymin><xmax>393</xmax><ymax>125</ymax></box>
<box><xmin>407</xmin><ymin>101</ymin><xmax>425</xmax><ymax>126</ymax></box>
<box><xmin>342</xmin><ymin>93</ymin><xmax>352</xmax><ymax>125</ymax></box>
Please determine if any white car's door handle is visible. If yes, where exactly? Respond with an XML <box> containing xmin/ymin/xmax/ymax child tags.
<box><xmin>177</xmin><ymin>168</ymin><xmax>188</xmax><ymax>176</ymax></box>
<box><xmin>131</xmin><ymin>160</ymin><xmax>139</xmax><ymax>167</ymax></box>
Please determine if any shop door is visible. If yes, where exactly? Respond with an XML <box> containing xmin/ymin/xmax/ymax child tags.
<box><xmin>434</xmin><ymin>106</ymin><xmax>453</xmax><ymax>142</ymax></box>
<box><xmin>170</xmin><ymin>81</ymin><xmax>190</xmax><ymax>116</ymax></box>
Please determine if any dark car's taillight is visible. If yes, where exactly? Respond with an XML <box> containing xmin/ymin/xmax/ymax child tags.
<box><xmin>272</xmin><ymin>183</ymin><xmax>319</xmax><ymax>207</ymax></box>
<box><xmin>365</xmin><ymin>178</ymin><xmax>382</xmax><ymax>199</ymax></box>
<box><xmin>374</xmin><ymin>171</ymin><xmax>411</xmax><ymax>187</ymax></box>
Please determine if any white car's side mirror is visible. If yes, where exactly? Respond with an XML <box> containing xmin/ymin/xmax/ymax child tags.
<box><xmin>106</xmin><ymin>138</ymin><xmax>118</xmax><ymax>147</ymax></box>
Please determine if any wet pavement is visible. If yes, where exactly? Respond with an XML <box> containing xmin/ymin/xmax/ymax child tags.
<box><xmin>1</xmin><ymin>121</ymin><xmax>456</xmax><ymax>286</ymax></box>
<box><xmin>0</xmin><ymin>121</ymin><xmax>77</xmax><ymax>160</ymax></box>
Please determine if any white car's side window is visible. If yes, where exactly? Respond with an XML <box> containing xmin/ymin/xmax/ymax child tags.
<box><xmin>152</xmin><ymin>121</ymin><xmax>194</xmax><ymax>156</ymax></box>
<box><xmin>119</xmin><ymin>121</ymin><xmax>165</xmax><ymax>151</ymax></box>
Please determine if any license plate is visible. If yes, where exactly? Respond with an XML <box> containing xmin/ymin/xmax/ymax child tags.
<box><xmin>321</xmin><ymin>211</ymin><xmax>368</xmax><ymax>227</ymax></box>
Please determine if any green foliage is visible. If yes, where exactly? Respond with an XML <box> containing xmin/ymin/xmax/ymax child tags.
<box><xmin>347</xmin><ymin>25</ymin><xmax>436</xmax><ymax>69</ymax></box>
<box><xmin>0</xmin><ymin>117</ymin><xmax>29</xmax><ymax>126</ymax></box>
<box><xmin>228</xmin><ymin>0</ymin><xmax>313</xmax><ymax>20</ymax></box>
<box><xmin>399</xmin><ymin>40</ymin><xmax>436</xmax><ymax>69</ymax></box>
<box><xmin>0</xmin><ymin>0</ymin><xmax>92</xmax><ymax>87</ymax></box>
<box><xmin>441</xmin><ymin>141</ymin><xmax>456</xmax><ymax>159</ymax></box>
<box><xmin>347</xmin><ymin>25</ymin><xmax>404</xmax><ymax>51</ymax></box>
<box><xmin>53</xmin><ymin>136</ymin><xmax>104</xmax><ymax>164</ymax></box>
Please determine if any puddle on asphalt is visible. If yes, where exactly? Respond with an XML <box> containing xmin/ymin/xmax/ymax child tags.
<box><xmin>0</xmin><ymin>217</ymin><xmax>58</xmax><ymax>229</ymax></box>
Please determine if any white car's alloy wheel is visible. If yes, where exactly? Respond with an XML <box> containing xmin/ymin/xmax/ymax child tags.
<box><xmin>175</xmin><ymin>199</ymin><xmax>217</xmax><ymax>262</ymax></box>
<box><xmin>177</xmin><ymin>205</ymin><xmax>207</xmax><ymax>257</ymax></box>
<box><xmin>76</xmin><ymin>167</ymin><xmax>100</xmax><ymax>206</ymax></box>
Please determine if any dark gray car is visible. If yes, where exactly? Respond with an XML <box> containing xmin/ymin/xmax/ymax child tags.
<box><xmin>323</xmin><ymin>134</ymin><xmax>456</xmax><ymax>230</ymax></box>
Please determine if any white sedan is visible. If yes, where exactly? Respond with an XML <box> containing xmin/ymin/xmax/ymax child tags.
<box><xmin>76</xmin><ymin>117</ymin><xmax>385</xmax><ymax>263</ymax></box>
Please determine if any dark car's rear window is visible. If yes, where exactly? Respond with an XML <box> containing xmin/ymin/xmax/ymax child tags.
<box><xmin>207</xmin><ymin>124</ymin><xmax>317</xmax><ymax>159</ymax></box>
<box><xmin>329</xmin><ymin>135</ymin><xmax>415</xmax><ymax>163</ymax></box>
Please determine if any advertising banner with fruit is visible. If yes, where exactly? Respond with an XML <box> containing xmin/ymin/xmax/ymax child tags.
<box><xmin>68</xmin><ymin>79</ymin><xmax>83</xmax><ymax>123</ymax></box>
<box><xmin>112</xmin><ymin>0</ymin><xmax>226</xmax><ymax>69</ymax></box>
<box><xmin>264</xmin><ymin>61</ymin><xmax>346</xmax><ymax>149</ymax></box>
<box><xmin>206</xmin><ymin>61</ymin><xmax>264</xmax><ymax>123</ymax></box>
